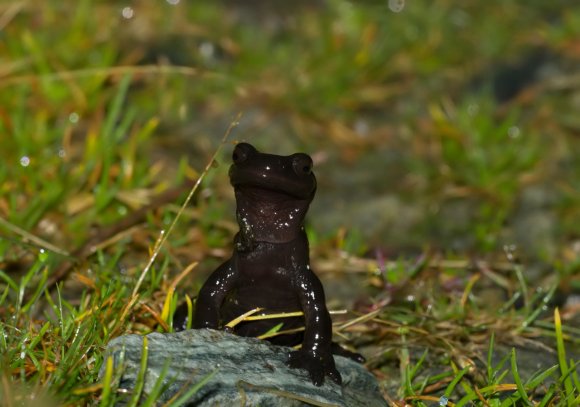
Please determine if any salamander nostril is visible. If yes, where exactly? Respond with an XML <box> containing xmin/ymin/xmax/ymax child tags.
<box><xmin>232</xmin><ymin>142</ymin><xmax>256</xmax><ymax>164</ymax></box>
<box><xmin>292</xmin><ymin>154</ymin><xmax>313</xmax><ymax>176</ymax></box>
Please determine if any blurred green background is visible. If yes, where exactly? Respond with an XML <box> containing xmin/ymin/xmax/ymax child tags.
<box><xmin>2</xmin><ymin>0</ymin><xmax>580</xmax><ymax>268</ymax></box>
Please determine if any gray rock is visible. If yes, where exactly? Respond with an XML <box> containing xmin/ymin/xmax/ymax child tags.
<box><xmin>102</xmin><ymin>329</ymin><xmax>387</xmax><ymax>406</ymax></box>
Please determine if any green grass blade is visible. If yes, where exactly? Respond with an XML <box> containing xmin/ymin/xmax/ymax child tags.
<box><xmin>101</xmin><ymin>73</ymin><xmax>132</xmax><ymax>143</ymax></box>
<box><xmin>166</xmin><ymin>369</ymin><xmax>218</xmax><ymax>407</ymax></box>
<box><xmin>524</xmin><ymin>365</ymin><xmax>559</xmax><ymax>389</ymax></box>
<box><xmin>519</xmin><ymin>285</ymin><xmax>557</xmax><ymax>331</ymax></box>
<box><xmin>22</xmin><ymin>266</ymin><xmax>49</xmax><ymax>313</ymax></box>
<box><xmin>404</xmin><ymin>363</ymin><xmax>415</xmax><ymax>397</ymax></box>
<box><xmin>514</xmin><ymin>265</ymin><xmax>529</xmax><ymax>313</ymax></box>
<box><xmin>487</xmin><ymin>331</ymin><xmax>495</xmax><ymax>383</ymax></box>
<box><xmin>555</xmin><ymin>308</ymin><xmax>575</xmax><ymax>400</ymax></box>
<box><xmin>572</xmin><ymin>358</ymin><xmax>580</xmax><ymax>396</ymax></box>
<box><xmin>0</xmin><ymin>270</ymin><xmax>19</xmax><ymax>291</ymax></box>
<box><xmin>537</xmin><ymin>383</ymin><xmax>556</xmax><ymax>407</ymax></box>
<box><xmin>141</xmin><ymin>359</ymin><xmax>172</xmax><ymax>407</ymax></box>
<box><xmin>509</xmin><ymin>348</ymin><xmax>532</xmax><ymax>406</ymax></box>
<box><xmin>443</xmin><ymin>365</ymin><xmax>470</xmax><ymax>399</ymax></box>
<box><xmin>99</xmin><ymin>356</ymin><xmax>115</xmax><ymax>407</ymax></box>
<box><xmin>397</xmin><ymin>326</ymin><xmax>410</xmax><ymax>398</ymax></box>
<box><xmin>409</xmin><ymin>349</ymin><xmax>428</xmax><ymax>382</ymax></box>
<box><xmin>127</xmin><ymin>336</ymin><xmax>149</xmax><ymax>407</ymax></box>
<box><xmin>455</xmin><ymin>390</ymin><xmax>478</xmax><ymax>407</ymax></box>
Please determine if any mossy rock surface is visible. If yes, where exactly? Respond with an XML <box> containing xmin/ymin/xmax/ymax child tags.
<box><xmin>103</xmin><ymin>329</ymin><xmax>387</xmax><ymax>407</ymax></box>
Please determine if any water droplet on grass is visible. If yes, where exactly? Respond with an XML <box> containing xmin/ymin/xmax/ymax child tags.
<box><xmin>38</xmin><ymin>249</ymin><xmax>48</xmax><ymax>262</ymax></box>
<box><xmin>199</xmin><ymin>41</ymin><xmax>215</xmax><ymax>61</ymax></box>
<box><xmin>508</xmin><ymin>126</ymin><xmax>520</xmax><ymax>139</ymax></box>
<box><xmin>20</xmin><ymin>156</ymin><xmax>30</xmax><ymax>167</ymax></box>
<box><xmin>503</xmin><ymin>244</ymin><xmax>517</xmax><ymax>261</ymax></box>
<box><xmin>121</xmin><ymin>6</ymin><xmax>134</xmax><ymax>19</ymax></box>
<box><xmin>354</xmin><ymin>119</ymin><xmax>370</xmax><ymax>137</ymax></box>
<box><xmin>69</xmin><ymin>112</ymin><xmax>79</xmax><ymax>123</ymax></box>
<box><xmin>388</xmin><ymin>0</ymin><xmax>405</xmax><ymax>13</ymax></box>
<box><xmin>468</xmin><ymin>103</ymin><xmax>479</xmax><ymax>116</ymax></box>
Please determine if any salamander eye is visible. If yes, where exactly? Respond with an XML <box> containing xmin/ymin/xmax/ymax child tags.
<box><xmin>232</xmin><ymin>143</ymin><xmax>256</xmax><ymax>164</ymax></box>
<box><xmin>291</xmin><ymin>153</ymin><xmax>313</xmax><ymax>176</ymax></box>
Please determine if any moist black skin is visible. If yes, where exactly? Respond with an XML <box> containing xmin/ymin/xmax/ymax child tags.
<box><xmin>174</xmin><ymin>142</ymin><xmax>363</xmax><ymax>386</ymax></box>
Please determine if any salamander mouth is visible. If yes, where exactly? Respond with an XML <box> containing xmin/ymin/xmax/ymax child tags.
<box><xmin>233</xmin><ymin>186</ymin><xmax>305</xmax><ymax>206</ymax></box>
<box><xmin>229</xmin><ymin>166</ymin><xmax>316</xmax><ymax>200</ymax></box>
